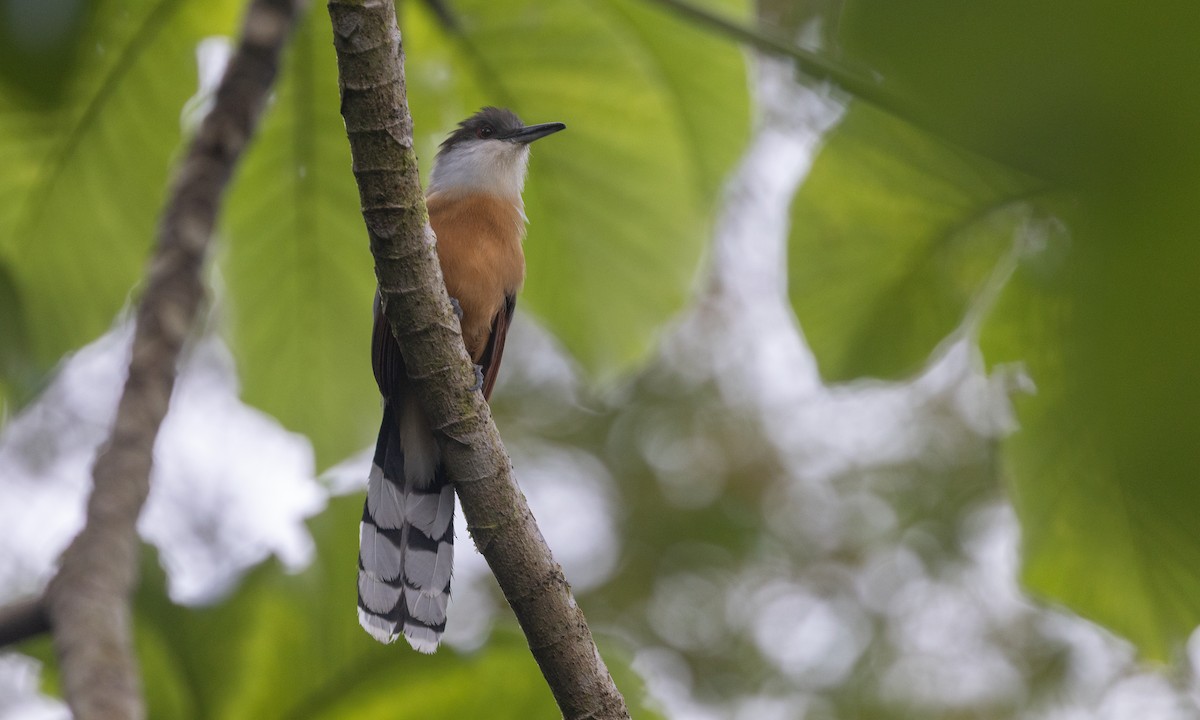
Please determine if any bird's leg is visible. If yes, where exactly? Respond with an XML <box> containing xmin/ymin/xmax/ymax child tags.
<box><xmin>449</xmin><ymin>296</ymin><xmax>464</xmax><ymax>321</ymax></box>
<box><xmin>471</xmin><ymin>365</ymin><xmax>485</xmax><ymax>392</ymax></box>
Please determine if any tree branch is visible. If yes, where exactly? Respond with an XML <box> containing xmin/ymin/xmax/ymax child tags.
<box><xmin>10</xmin><ymin>0</ymin><xmax>306</xmax><ymax>716</ymax></box>
<box><xmin>0</xmin><ymin>596</ymin><xmax>49</xmax><ymax>648</ymax></box>
<box><xmin>325</xmin><ymin>1</ymin><xmax>630</xmax><ymax>717</ymax></box>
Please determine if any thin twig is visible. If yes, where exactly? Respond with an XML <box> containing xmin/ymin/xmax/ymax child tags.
<box><xmin>38</xmin><ymin>0</ymin><xmax>306</xmax><ymax>717</ymax></box>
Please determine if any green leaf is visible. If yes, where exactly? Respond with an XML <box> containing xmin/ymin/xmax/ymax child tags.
<box><xmin>220</xmin><ymin>11</ymin><xmax>379</xmax><ymax>469</ymax></box>
<box><xmin>449</xmin><ymin>0</ymin><xmax>750</xmax><ymax>374</ymax></box>
<box><xmin>981</xmin><ymin>192</ymin><xmax>1200</xmax><ymax>662</ymax></box>
<box><xmin>223</xmin><ymin>0</ymin><xmax>750</xmax><ymax>465</ymax></box>
<box><xmin>128</xmin><ymin>493</ymin><xmax>661</xmax><ymax>718</ymax></box>
<box><xmin>0</xmin><ymin>0</ymin><xmax>241</xmax><ymax>410</ymax></box>
<box><xmin>840</xmin><ymin>0</ymin><xmax>1200</xmax><ymax>187</ymax></box>
<box><xmin>788</xmin><ymin>104</ymin><xmax>1036</xmax><ymax>381</ymax></box>
<box><xmin>841</xmin><ymin>0</ymin><xmax>1200</xmax><ymax>658</ymax></box>
<box><xmin>0</xmin><ymin>259</ymin><xmax>40</xmax><ymax>408</ymax></box>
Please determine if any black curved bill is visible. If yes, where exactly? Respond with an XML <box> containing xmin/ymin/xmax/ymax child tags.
<box><xmin>505</xmin><ymin>122</ymin><xmax>566</xmax><ymax>144</ymax></box>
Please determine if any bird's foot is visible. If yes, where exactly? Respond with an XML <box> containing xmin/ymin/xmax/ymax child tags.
<box><xmin>471</xmin><ymin>364</ymin><xmax>485</xmax><ymax>392</ymax></box>
<box><xmin>449</xmin><ymin>296</ymin><xmax>464</xmax><ymax>321</ymax></box>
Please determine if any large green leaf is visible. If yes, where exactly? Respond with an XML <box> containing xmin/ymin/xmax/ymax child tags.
<box><xmin>220</xmin><ymin>11</ymin><xmax>379</xmax><ymax>468</ymax></box>
<box><xmin>466</xmin><ymin>0</ymin><xmax>749</xmax><ymax>374</ymax></box>
<box><xmin>0</xmin><ymin>0</ymin><xmax>241</xmax><ymax>409</ymax></box>
<box><xmin>125</xmin><ymin>494</ymin><xmax>661</xmax><ymax>718</ymax></box>
<box><xmin>979</xmin><ymin>192</ymin><xmax>1200</xmax><ymax>661</ymax></box>
<box><xmin>840</xmin><ymin>0</ymin><xmax>1200</xmax><ymax>187</ymax></box>
<box><xmin>788</xmin><ymin>104</ymin><xmax>1036</xmax><ymax>381</ymax></box>
<box><xmin>828</xmin><ymin>0</ymin><xmax>1200</xmax><ymax>659</ymax></box>
<box><xmin>222</xmin><ymin>0</ymin><xmax>749</xmax><ymax>466</ymax></box>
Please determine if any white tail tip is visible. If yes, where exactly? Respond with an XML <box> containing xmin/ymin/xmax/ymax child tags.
<box><xmin>403</xmin><ymin>623</ymin><xmax>442</xmax><ymax>654</ymax></box>
<box><xmin>357</xmin><ymin>607</ymin><xmax>399</xmax><ymax>644</ymax></box>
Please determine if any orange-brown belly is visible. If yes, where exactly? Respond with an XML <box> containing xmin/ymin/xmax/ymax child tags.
<box><xmin>427</xmin><ymin>191</ymin><xmax>526</xmax><ymax>360</ymax></box>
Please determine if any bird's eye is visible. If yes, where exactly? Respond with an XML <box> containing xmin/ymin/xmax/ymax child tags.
<box><xmin>477</xmin><ymin>125</ymin><xmax>495</xmax><ymax>139</ymax></box>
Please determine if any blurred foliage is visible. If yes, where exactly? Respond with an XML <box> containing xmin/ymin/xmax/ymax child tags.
<box><xmin>0</xmin><ymin>0</ymin><xmax>243</xmax><ymax>402</ymax></box>
<box><xmin>0</xmin><ymin>0</ymin><xmax>750</xmax><ymax>466</ymax></box>
<box><xmin>133</xmin><ymin>495</ymin><xmax>659</xmax><ymax>719</ymax></box>
<box><xmin>840</xmin><ymin>0</ymin><xmax>1200</xmax><ymax>188</ymax></box>
<box><xmin>533</xmin><ymin>358</ymin><xmax>1086</xmax><ymax>718</ymax></box>
<box><xmin>0</xmin><ymin>260</ymin><xmax>37</xmax><ymax>409</ymax></box>
<box><xmin>219</xmin><ymin>12</ymin><xmax>379</xmax><ymax>466</ymax></box>
<box><xmin>789</xmin><ymin>104</ymin><xmax>1036</xmax><ymax>381</ymax></box>
<box><xmin>21</xmin><ymin>494</ymin><xmax>662</xmax><ymax>718</ymax></box>
<box><xmin>0</xmin><ymin>0</ymin><xmax>95</xmax><ymax>105</ymax></box>
<box><xmin>3</xmin><ymin>0</ymin><xmax>1200</xmax><ymax>713</ymax></box>
<box><xmin>775</xmin><ymin>0</ymin><xmax>1200</xmax><ymax>662</ymax></box>
<box><xmin>980</xmin><ymin>196</ymin><xmax>1200</xmax><ymax>662</ymax></box>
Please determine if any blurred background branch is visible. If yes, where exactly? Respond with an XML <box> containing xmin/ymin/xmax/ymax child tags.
<box><xmin>0</xmin><ymin>0</ymin><xmax>306</xmax><ymax>715</ymax></box>
<box><xmin>0</xmin><ymin>598</ymin><xmax>48</xmax><ymax>648</ymax></box>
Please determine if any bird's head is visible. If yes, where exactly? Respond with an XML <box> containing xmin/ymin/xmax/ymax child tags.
<box><xmin>428</xmin><ymin>107</ymin><xmax>565</xmax><ymax>199</ymax></box>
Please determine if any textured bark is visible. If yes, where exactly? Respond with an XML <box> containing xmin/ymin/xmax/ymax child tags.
<box><xmin>325</xmin><ymin>2</ymin><xmax>630</xmax><ymax>717</ymax></box>
<box><xmin>28</xmin><ymin>0</ymin><xmax>306</xmax><ymax>717</ymax></box>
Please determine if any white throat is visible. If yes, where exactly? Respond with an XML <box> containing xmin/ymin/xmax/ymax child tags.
<box><xmin>428</xmin><ymin>139</ymin><xmax>531</xmax><ymax>203</ymax></box>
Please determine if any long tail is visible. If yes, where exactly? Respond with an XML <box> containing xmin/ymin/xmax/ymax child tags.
<box><xmin>357</xmin><ymin>399</ymin><xmax>455</xmax><ymax>653</ymax></box>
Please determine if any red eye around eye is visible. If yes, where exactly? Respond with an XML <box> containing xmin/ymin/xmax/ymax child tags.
<box><xmin>477</xmin><ymin>126</ymin><xmax>494</xmax><ymax>139</ymax></box>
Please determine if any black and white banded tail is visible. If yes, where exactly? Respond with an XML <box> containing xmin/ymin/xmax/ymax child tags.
<box><xmin>357</xmin><ymin>399</ymin><xmax>455</xmax><ymax>653</ymax></box>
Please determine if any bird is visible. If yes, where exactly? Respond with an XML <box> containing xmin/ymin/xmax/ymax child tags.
<box><xmin>357</xmin><ymin>107</ymin><xmax>565</xmax><ymax>653</ymax></box>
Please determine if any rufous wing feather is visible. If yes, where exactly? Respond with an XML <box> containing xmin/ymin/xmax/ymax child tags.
<box><xmin>478</xmin><ymin>294</ymin><xmax>516</xmax><ymax>401</ymax></box>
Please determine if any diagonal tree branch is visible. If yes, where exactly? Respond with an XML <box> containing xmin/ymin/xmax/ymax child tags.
<box><xmin>0</xmin><ymin>0</ymin><xmax>306</xmax><ymax>714</ymax></box>
<box><xmin>325</xmin><ymin>1</ymin><xmax>630</xmax><ymax>717</ymax></box>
